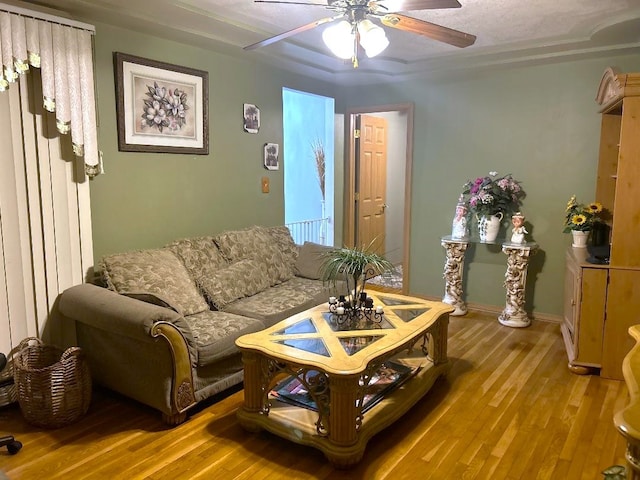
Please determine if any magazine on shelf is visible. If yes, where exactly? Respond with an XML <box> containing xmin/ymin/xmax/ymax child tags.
<box><xmin>270</xmin><ymin>361</ymin><xmax>420</xmax><ymax>413</ymax></box>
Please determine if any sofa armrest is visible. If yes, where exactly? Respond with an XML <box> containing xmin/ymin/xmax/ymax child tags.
<box><xmin>58</xmin><ymin>283</ymin><xmax>198</xmax><ymax>423</ymax></box>
<box><xmin>59</xmin><ymin>283</ymin><xmax>185</xmax><ymax>337</ymax></box>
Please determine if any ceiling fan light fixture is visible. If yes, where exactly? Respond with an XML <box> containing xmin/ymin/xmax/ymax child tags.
<box><xmin>357</xmin><ymin>19</ymin><xmax>389</xmax><ymax>58</ymax></box>
<box><xmin>322</xmin><ymin>20</ymin><xmax>354</xmax><ymax>60</ymax></box>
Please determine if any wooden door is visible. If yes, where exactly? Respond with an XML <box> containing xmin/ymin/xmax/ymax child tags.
<box><xmin>357</xmin><ymin>114</ymin><xmax>387</xmax><ymax>253</ymax></box>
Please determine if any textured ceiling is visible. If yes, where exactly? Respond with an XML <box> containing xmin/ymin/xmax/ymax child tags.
<box><xmin>14</xmin><ymin>0</ymin><xmax>640</xmax><ymax>85</ymax></box>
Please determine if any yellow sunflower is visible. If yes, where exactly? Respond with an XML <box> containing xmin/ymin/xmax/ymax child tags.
<box><xmin>586</xmin><ymin>202</ymin><xmax>603</xmax><ymax>214</ymax></box>
<box><xmin>571</xmin><ymin>214</ymin><xmax>587</xmax><ymax>226</ymax></box>
<box><xmin>566</xmin><ymin>195</ymin><xmax>577</xmax><ymax>211</ymax></box>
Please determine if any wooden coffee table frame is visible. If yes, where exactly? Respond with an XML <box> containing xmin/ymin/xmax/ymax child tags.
<box><xmin>236</xmin><ymin>292</ymin><xmax>453</xmax><ymax>467</ymax></box>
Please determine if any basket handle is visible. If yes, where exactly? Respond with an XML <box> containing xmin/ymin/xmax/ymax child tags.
<box><xmin>60</xmin><ymin>347</ymin><xmax>84</xmax><ymax>362</ymax></box>
<box><xmin>0</xmin><ymin>340</ymin><xmax>38</xmax><ymax>378</ymax></box>
<box><xmin>15</xmin><ymin>337</ymin><xmax>42</xmax><ymax>354</ymax></box>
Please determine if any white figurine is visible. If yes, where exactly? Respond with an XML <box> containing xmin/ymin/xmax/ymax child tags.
<box><xmin>451</xmin><ymin>196</ymin><xmax>468</xmax><ymax>239</ymax></box>
<box><xmin>510</xmin><ymin>212</ymin><xmax>528</xmax><ymax>244</ymax></box>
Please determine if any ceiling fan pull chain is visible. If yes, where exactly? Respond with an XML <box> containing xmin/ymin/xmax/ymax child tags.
<box><xmin>352</xmin><ymin>27</ymin><xmax>359</xmax><ymax>68</ymax></box>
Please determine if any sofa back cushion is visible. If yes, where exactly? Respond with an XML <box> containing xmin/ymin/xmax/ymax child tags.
<box><xmin>295</xmin><ymin>241</ymin><xmax>333</xmax><ymax>280</ymax></box>
<box><xmin>215</xmin><ymin>226</ymin><xmax>294</xmax><ymax>286</ymax></box>
<box><xmin>196</xmin><ymin>258</ymin><xmax>270</xmax><ymax>310</ymax></box>
<box><xmin>259</xmin><ymin>225</ymin><xmax>298</xmax><ymax>269</ymax></box>
<box><xmin>214</xmin><ymin>226</ymin><xmax>263</xmax><ymax>261</ymax></box>
<box><xmin>166</xmin><ymin>236</ymin><xmax>228</xmax><ymax>279</ymax></box>
<box><xmin>101</xmin><ymin>248</ymin><xmax>209</xmax><ymax>316</ymax></box>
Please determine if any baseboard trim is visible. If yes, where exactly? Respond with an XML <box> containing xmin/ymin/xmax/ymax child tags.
<box><xmin>410</xmin><ymin>293</ymin><xmax>562</xmax><ymax>325</ymax></box>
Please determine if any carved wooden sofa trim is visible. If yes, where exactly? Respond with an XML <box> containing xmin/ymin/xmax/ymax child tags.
<box><xmin>615</xmin><ymin>325</ymin><xmax>640</xmax><ymax>479</ymax></box>
<box><xmin>151</xmin><ymin>321</ymin><xmax>196</xmax><ymax>425</ymax></box>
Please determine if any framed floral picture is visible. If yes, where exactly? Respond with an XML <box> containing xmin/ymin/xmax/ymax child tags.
<box><xmin>114</xmin><ymin>52</ymin><xmax>209</xmax><ymax>154</ymax></box>
<box><xmin>264</xmin><ymin>143</ymin><xmax>279</xmax><ymax>170</ymax></box>
<box><xmin>243</xmin><ymin>103</ymin><xmax>260</xmax><ymax>133</ymax></box>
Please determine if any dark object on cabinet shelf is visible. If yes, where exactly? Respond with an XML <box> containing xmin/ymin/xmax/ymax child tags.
<box><xmin>591</xmin><ymin>222</ymin><xmax>610</xmax><ymax>247</ymax></box>
<box><xmin>587</xmin><ymin>245</ymin><xmax>610</xmax><ymax>265</ymax></box>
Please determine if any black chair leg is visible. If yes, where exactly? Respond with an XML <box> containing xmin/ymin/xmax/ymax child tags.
<box><xmin>0</xmin><ymin>353</ymin><xmax>22</xmax><ymax>455</ymax></box>
<box><xmin>0</xmin><ymin>435</ymin><xmax>22</xmax><ymax>455</ymax></box>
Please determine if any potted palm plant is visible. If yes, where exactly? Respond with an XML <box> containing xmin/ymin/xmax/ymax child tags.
<box><xmin>319</xmin><ymin>240</ymin><xmax>395</xmax><ymax>305</ymax></box>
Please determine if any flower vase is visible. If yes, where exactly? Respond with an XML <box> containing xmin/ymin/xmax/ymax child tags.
<box><xmin>477</xmin><ymin>212</ymin><xmax>503</xmax><ymax>242</ymax></box>
<box><xmin>571</xmin><ymin>230</ymin><xmax>589</xmax><ymax>248</ymax></box>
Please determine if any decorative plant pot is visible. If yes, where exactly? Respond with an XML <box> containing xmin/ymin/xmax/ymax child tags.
<box><xmin>477</xmin><ymin>212</ymin><xmax>503</xmax><ymax>242</ymax></box>
<box><xmin>571</xmin><ymin>230</ymin><xmax>589</xmax><ymax>248</ymax></box>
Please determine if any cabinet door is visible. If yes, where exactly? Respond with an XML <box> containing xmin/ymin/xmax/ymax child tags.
<box><xmin>575</xmin><ymin>268</ymin><xmax>607</xmax><ymax>366</ymax></box>
<box><xmin>562</xmin><ymin>258</ymin><xmax>580</xmax><ymax>349</ymax></box>
<box><xmin>601</xmin><ymin>268</ymin><xmax>640</xmax><ymax>380</ymax></box>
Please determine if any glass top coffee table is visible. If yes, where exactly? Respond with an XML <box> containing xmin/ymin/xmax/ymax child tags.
<box><xmin>235</xmin><ymin>291</ymin><xmax>454</xmax><ymax>467</ymax></box>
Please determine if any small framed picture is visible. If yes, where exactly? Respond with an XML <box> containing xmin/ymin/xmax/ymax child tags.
<box><xmin>243</xmin><ymin>103</ymin><xmax>260</xmax><ymax>133</ymax></box>
<box><xmin>264</xmin><ymin>143</ymin><xmax>279</xmax><ymax>170</ymax></box>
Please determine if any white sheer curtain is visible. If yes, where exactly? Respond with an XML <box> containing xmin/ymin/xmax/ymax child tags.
<box><xmin>0</xmin><ymin>3</ymin><xmax>99</xmax><ymax>177</ymax></box>
<box><xmin>0</xmin><ymin>3</ymin><xmax>96</xmax><ymax>353</ymax></box>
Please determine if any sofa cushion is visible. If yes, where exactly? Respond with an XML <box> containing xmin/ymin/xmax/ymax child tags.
<box><xmin>224</xmin><ymin>276</ymin><xmax>341</xmax><ymax>328</ymax></box>
<box><xmin>259</xmin><ymin>225</ymin><xmax>298</xmax><ymax>270</ymax></box>
<box><xmin>166</xmin><ymin>236</ymin><xmax>228</xmax><ymax>280</ymax></box>
<box><xmin>215</xmin><ymin>226</ymin><xmax>293</xmax><ymax>286</ymax></box>
<box><xmin>214</xmin><ymin>226</ymin><xmax>264</xmax><ymax>261</ymax></box>
<box><xmin>196</xmin><ymin>258</ymin><xmax>270</xmax><ymax>310</ymax></box>
<box><xmin>183</xmin><ymin>310</ymin><xmax>265</xmax><ymax>366</ymax></box>
<box><xmin>101</xmin><ymin>248</ymin><xmax>209</xmax><ymax>316</ymax></box>
<box><xmin>295</xmin><ymin>241</ymin><xmax>333</xmax><ymax>280</ymax></box>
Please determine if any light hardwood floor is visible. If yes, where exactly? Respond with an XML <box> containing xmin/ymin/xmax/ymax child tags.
<box><xmin>0</xmin><ymin>312</ymin><xmax>629</xmax><ymax>479</ymax></box>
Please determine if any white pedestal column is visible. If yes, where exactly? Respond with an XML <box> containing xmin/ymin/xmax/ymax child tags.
<box><xmin>441</xmin><ymin>236</ymin><xmax>469</xmax><ymax>316</ymax></box>
<box><xmin>498</xmin><ymin>242</ymin><xmax>538</xmax><ymax>328</ymax></box>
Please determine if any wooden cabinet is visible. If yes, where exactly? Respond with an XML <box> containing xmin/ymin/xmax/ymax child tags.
<box><xmin>562</xmin><ymin>68</ymin><xmax>640</xmax><ymax>380</ymax></box>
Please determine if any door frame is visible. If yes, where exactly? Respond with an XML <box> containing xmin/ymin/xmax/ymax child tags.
<box><xmin>344</xmin><ymin>103</ymin><xmax>414</xmax><ymax>294</ymax></box>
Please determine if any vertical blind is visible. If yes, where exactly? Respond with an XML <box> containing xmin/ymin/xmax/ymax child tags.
<box><xmin>0</xmin><ymin>3</ymin><xmax>96</xmax><ymax>353</ymax></box>
<box><xmin>0</xmin><ymin>3</ymin><xmax>100</xmax><ymax>177</ymax></box>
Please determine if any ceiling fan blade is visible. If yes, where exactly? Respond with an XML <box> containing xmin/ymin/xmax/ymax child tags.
<box><xmin>381</xmin><ymin>13</ymin><xmax>475</xmax><ymax>47</ymax></box>
<box><xmin>254</xmin><ymin>1</ymin><xmax>328</xmax><ymax>5</ymax></box>
<box><xmin>244</xmin><ymin>16</ymin><xmax>338</xmax><ymax>50</ymax></box>
<box><xmin>376</xmin><ymin>0</ymin><xmax>461</xmax><ymax>11</ymax></box>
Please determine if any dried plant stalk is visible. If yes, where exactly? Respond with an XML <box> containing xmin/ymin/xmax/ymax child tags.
<box><xmin>311</xmin><ymin>138</ymin><xmax>325</xmax><ymax>200</ymax></box>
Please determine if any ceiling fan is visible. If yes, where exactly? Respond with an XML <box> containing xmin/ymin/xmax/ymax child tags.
<box><xmin>244</xmin><ymin>0</ymin><xmax>476</xmax><ymax>68</ymax></box>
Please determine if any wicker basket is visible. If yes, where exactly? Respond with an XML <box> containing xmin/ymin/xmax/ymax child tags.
<box><xmin>13</xmin><ymin>337</ymin><xmax>92</xmax><ymax>428</ymax></box>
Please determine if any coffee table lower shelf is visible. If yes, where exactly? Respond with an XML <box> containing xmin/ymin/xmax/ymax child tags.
<box><xmin>237</xmin><ymin>353</ymin><xmax>450</xmax><ymax>468</ymax></box>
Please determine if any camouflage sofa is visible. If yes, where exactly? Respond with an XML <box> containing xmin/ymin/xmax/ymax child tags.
<box><xmin>56</xmin><ymin>226</ymin><xmax>337</xmax><ymax>425</ymax></box>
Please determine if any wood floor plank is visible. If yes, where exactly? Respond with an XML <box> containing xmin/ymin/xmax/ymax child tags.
<box><xmin>0</xmin><ymin>313</ymin><xmax>630</xmax><ymax>479</ymax></box>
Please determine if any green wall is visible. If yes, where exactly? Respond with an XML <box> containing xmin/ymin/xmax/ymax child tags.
<box><xmin>90</xmin><ymin>22</ymin><xmax>341</xmax><ymax>262</ymax></box>
<box><xmin>89</xmin><ymin>20</ymin><xmax>640</xmax><ymax>317</ymax></box>
<box><xmin>341</xmin><ymin>54</ymin><xmax>640</xmax><ymax>316</ymax></box>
